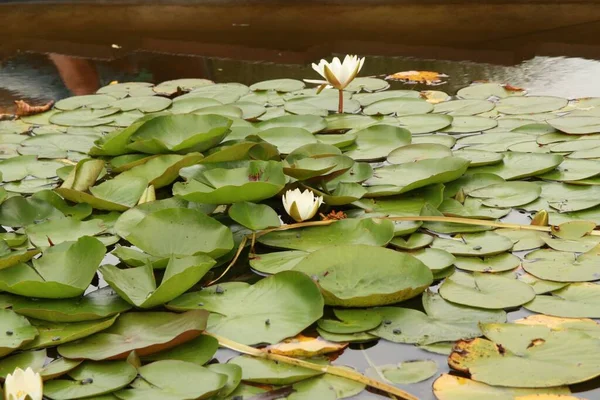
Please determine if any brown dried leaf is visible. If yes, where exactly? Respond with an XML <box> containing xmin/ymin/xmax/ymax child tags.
<box><xmin>386</xmin><ymin>71</ymin><xmax>448</xmax><ymax>85</ymax></box>
<box><xmin>320</xmin><ymin>210</ymin><xmax>347</xmax><ymax>221</ymax></box>
<box><xmin>266</xmin><ymin>334</ymin><xmax>347</xmax><ymax>357</ymax></box>
<box><xmin>15</xmin><ymin>100</ymin><xmax>54</xmax><ymax>117</ymax></box>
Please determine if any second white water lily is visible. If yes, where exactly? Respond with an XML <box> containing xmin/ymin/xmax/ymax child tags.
<box><xmin>282</xmin><ymin>189</ymin><xmax>324</xmax><ymax>222</ymax></box>
<box><xmin>3</xmin><ymin>367</ymin><xmax>43</xmax><ymax>400</ymax></box>
<box><xmin>305</xmin><ymin>55</ymin><xmax>365</xmax><ymax>113</ymax></box>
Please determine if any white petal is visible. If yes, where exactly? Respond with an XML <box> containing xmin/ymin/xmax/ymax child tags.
<box><xmin>303</xmin><ymin>79</ymin><xmax>328</xmax><ymax>85</ymax></box>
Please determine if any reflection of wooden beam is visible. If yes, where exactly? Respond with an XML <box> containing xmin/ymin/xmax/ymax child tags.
<box><xmin>3</xmin><ymin>1</ymin><xmax>600</xmax><ymax>65</ymax></box>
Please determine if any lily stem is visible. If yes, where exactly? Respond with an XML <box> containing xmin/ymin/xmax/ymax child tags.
<box><xmin>208</xmin><ymin>332</ymin><xmax>418</xmax><ymax>400</ymax></box>
<box><xmin>256</xmin><ymin>215</ymin><xmax>600</xmax><ymax>237</ymax></box>
<box><xmin>338</xmin><ymin>89</ymin><xmax>344</xmax><ymax>113</ymax></box>
<box><xmin>205</xmin><ymin>235</ymin><xmax>248</xmax><ymax>287</ymax></box>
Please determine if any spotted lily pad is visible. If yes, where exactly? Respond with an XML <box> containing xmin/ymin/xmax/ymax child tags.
<box><xmin>449</xmin><ymin>322</ymin><xmax>600</xmax><ymax>387</ymax></box>
<box><xmin>370</xmin><ymin>291</ymin><xmax>505</xmax><ymax>345</ymax></box>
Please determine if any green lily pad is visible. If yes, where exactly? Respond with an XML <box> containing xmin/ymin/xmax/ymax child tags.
<box><xmin>0</xmin><ymin>155</ymin><xmax>65</xmax><ymax>182</ymax></box>
<box><xmin>141</xmin><ymin>335</ymin><xmax>218</xmax><ymax>365</ymax></box>
<box><xmin>289</xmin><ymin>372</ymin><xmax>365</xmax><ymax>400</ymax></box>
<box><xmin>258</xmin><ymin>218</ymin><xmax>394</xmax><ymax>251</ymax></box>
<box><xmin>547</xmin><ymin>116</ymin><xmax>600</xmax><ymax>134</ymax></box>
<box><xmin>434</xmin><ymin>99</ymin><xmax>495</xmax><ymax>116</ymax></box>
<box><xmin>10</xmin><ymin>287</ymin><xmax>131</xmax><ymax>322</ymax></box>
<box><xmin>293</xmin><ymin>244</ymin><xmax>432</xmax><ymax>307</ymax></box>
<box><xmin>439</xmin><ymin>198</ymin><xmax>510</xmax><ymax>220</ymax></box>
<box><xmin>0</xmin><ymin>236</ymin><xmax>105</xmax><ymax>298</ymax></box>
<box><xmin>168</xmin><ymin>271</ymin><xmax>323</xmax><ymax>345</ymax></box>
<box><xmin>439</xmin><ymin>271</ymin><xmax>535</xmax><ymax>309</ymax></box>
<box><xmin>283</xmin><ymin>154</ymin><xmax>354</xmax><ymax>182</ymax></box>
<box><xmin>469</xmin><ymin>152</ymin><xmax>564</xmax><ymax>180</ymax></box>
<box><xmin>228</xmin><ymin>202</ymin><xmax>281</xmax><ymax>231</ymax></box>
<box><xmin>387</xmin><ymin>143</ymin><xmax>452</xmax><ymax>164</ymax></box>
<box><xmin>55</xmin><ymin>94</ymin><xmax>116</xmax><ymax>110</ymax></box>
<box><xmin>255</xmin><ymin>127</ymin><xmax>318</xmax><ymax>153</ymax></box>
<box><xmin>101</xmin><ymin>255</ymin><xmax>215</xmax><ymax>308</ymax></box>
<box><xmin>441</xmin><ymin>116</ymin><xmax>497</xmax><ymax>133</ymax></box>
<box><xmin>116</xmin><ymin>360</ymin><xmax>228</xmax><ymax>400</ymax></box>
<box><xmin>125</xmin><ymin>208</ymin><xmax>233</xmax><ymax>258</ymax></box>
<box><xmin>126</xmin><ymin>114</ymin><xmax>232</xmax><ymax>154</ymax></box>
<box><xmin>457</xmin><ymin>83</ymin><xmax>521</xmax><ymax>99</ymax></box>
<box><xmin>249</xmin><ymin>251</ymin><xmax>309</xmax><ymax>274</ymax></box>
<box><xmin>353</xmin><ymin>90</ymin><xmax>419</xmax><ymax>106</ymax></box>
<box><xmin>389</xmin><ymin>233</ymin><xmax>433</xmax><ymax>250</ymax></box>
<box><xmin>364</xmin><ymin>157</ymin><xmax>470</xmax><ymax>195</ymax></box>
<box><xmin>153</xmin><ymin>78</ymin><xmax>213</xmax><ymax>95</ymax></box>
<box><xmin>454</xmin><ymin>253</ymin><xmax>520</xmax><ymax>272</ymax></box>
<box><xmin>0</xmin><ymin>349</ymin><xmax>46</xmax><ymax>378</ymax></box>
<box><xmin>449</xmin><ymin>322</ymin><xmax>600</xmax><ymax>387</ymax></box>
<box><xmin>44</xmin><ymin>361</ymin><xmax>138</xmax><ymax>400</ymax></box>
<box><xmin>363</xmin><ymin>98</ymin><xmax>433</xmax><ymax>116</ymax></box>
<box><xmin>366</xmin><ymin>360</ymin><xmax>437</xmax><ymax>384</ymax></box>
<box><xmin>228</xmin><ymin>355</ymin><xmax>322</xmax><ymax>384</ymax></box>
<box><xmin>40</xmin><ymin>358</ymin><xmax>83</xmax><ymax>380</ymax></box>
<box><xmin>370</xmin><ymin>291</ymin><xmax>505</xmax><ymax>345</ymax></box>
<box><xmin>524</xmin><ymin>283</ymin><xmax>600</xmax><ymax>318</ymax></box>
<box><xmin>58</xmin><ymin>310</ymin><xmax>208</xmax><ymax>360</ymax></box>
<box><xmin>396</xmin><ymin>113</ymin><xmax>453</xmax><ymax>134</ymax></box>
<box><xmin>256</xmin><ymin>114</ymin><xmax>326</xmax><ymax>133</ymax></box>
<box><xmin>251</xmin><ymin>79</ymin><xmax>304</xmax><ymax>92</ymax></box>
<box><xmin>411</xmin><ymin>248</ymin><xmax>456</xmax><ymax>272</ymax></box>
<box><xmin>0</xmin><ymin>309</ymin><xmax>38</xmax><ymax>357</ymax></box>
<box><xmin>523</xmin><ymin>246</ymin><xmax>600</xmax><ymax>282</ymax></box>
<box><xmin>343</xmin><ymin>124</ymin><xmax>411</xmax><ymax>161</ymax></box>
<box><xmin>432</xmin><ymin>232</ymin><xmax>513</xmax><ymax>256</ymax></box>
<box><xmin>23</xmin><ymin>315</ymin><xmax>118</xmax><ymax>349</ymax></box>
<box><xmin>26</xmin><ymin>217</ymin><xmax>106</xmax><ymax>248</ymax></box>
<box><xmin>494</xmin><ymin>229</ymin><xmax>545</xmax><ymax>251</ymax></box>
<box><xmin>452</xmin><ymin>149</ymin><xmax>504</xmax><ymax>167</ymax></box>
<box><xmin>317</xmin><ymin>309</ymin><xmax>382</xmax><ymax>334</ymax></box>
<box><xmin>468</xmin><ymin>181</ymin><xmax>541</xmax><ymax>207</ymax></box>
<box><xmin>496</xmin><ymin>96</ymin><xmax>568</xmax><ymax>114</ymax></box>
<box><xmin>0</xmin><ymin>195</ymin><xmax>63</xmax><ymax>227</ymax></box>
<box><xmin>97</xmin><ymin>82</ymin><xmax>154</xmax><ymax>98</ymax></box>
<box><xmin>50</xmin><ymin>108</ymin><xmax>120</xmax><ymax>127</ymax></box>
<box><xmin>173</xmin><ymin>160</ymin><xmax>286</xmax><ymax>204</ymax></box>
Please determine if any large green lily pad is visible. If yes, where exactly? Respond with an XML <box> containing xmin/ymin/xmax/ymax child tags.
<box><xmin>125</xmin><ymin>208</ymin><xmax>233</xmax><ymax>258</ymax></box>
<box><xmin>258</xmin><ymin>218</ymin><xmax>394</xmax><ymax>251</ymax></box>
<box><xmin>173</xmin><ymin>160</ymin><xmax>286</xmax><ymax>204</ymax></box>
<box><xmin>100</xmin><ymin>255</ymin><xmax>215</xmax><ymax>308</ymax></box>
<box><xmin>167</xmin><ymin>271</ymin><xmax>323</xmax><ymax>345</ymax></box>
<box><xmin>449</xmin><ymin>322</ymin><xmax>600</xmax><ymax>387</ymax></box>
<box><xmin>58</xmin><ymin>310</ymin><xmax>208</xmax><ymax>360</ymax></box>
<box><xmin>0</xmin><ymin>309</ymin><xmax>38</xmax><ymax>357</ymax></box>
<box><xmin>44</xmin><ymin>361</ymin><xmax>138</xmax><ymax>399</ymax></box>
<box><xmin>370</xmin><ymin>291</ymin><xmax>505</xmax><ymax>345</ymax></box>
<box><xmin>439</xmin><ymin>271</ymin><xmax>535</xmax><ymax>309</ymax></box>
<box><xmin>292</xmin><ymin>245</ymin><xmax>432</xmax><ymax>307</ymax></box>
<box><xmin>10</xmin><ymin>287</ymin><xmax>131</xmax><ymax>322</ymax></box>
<box><xmin>0</xmin><ymin>236</ymin><xmax>105</xmax><ymax>298</ymax></box>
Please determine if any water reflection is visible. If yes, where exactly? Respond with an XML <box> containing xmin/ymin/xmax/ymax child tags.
<box><xmin>2</xmin><ymin>52</ymin><xmax>600</xmax><ymax>114</ymax></box>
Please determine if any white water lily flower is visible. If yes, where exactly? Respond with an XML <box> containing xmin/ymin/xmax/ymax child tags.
<box><xmin>304</xmin><ymin>55</ymin><xmax>365</xmax><ymax>91</ymax></box>
<box><xmin>4</xmin><ymin>367</ymin><xmax>43</xmax><ymax>400</ymax></box>
<box><xmin>282</xmin><ymin>189</ymin><xmax>324</xmax><ymax>223</ymax></box>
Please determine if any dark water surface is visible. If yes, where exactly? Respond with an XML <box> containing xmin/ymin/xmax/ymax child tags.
<box><xmin>3</xmin><ymin>2</ymin><xmax>600</xmax><ymax>399</ymax></box>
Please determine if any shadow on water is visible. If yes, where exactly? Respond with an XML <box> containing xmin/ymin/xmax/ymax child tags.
<box><xmin>3</xmin><ymin>2</ymin><xmax>600</xmax><ymax>399</ymax></box>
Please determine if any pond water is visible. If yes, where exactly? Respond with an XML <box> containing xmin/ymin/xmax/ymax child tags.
<box><xmin>3</xmin><ymin>2</ymin><xmax>600</xmax><ymax>399</ymax></box>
